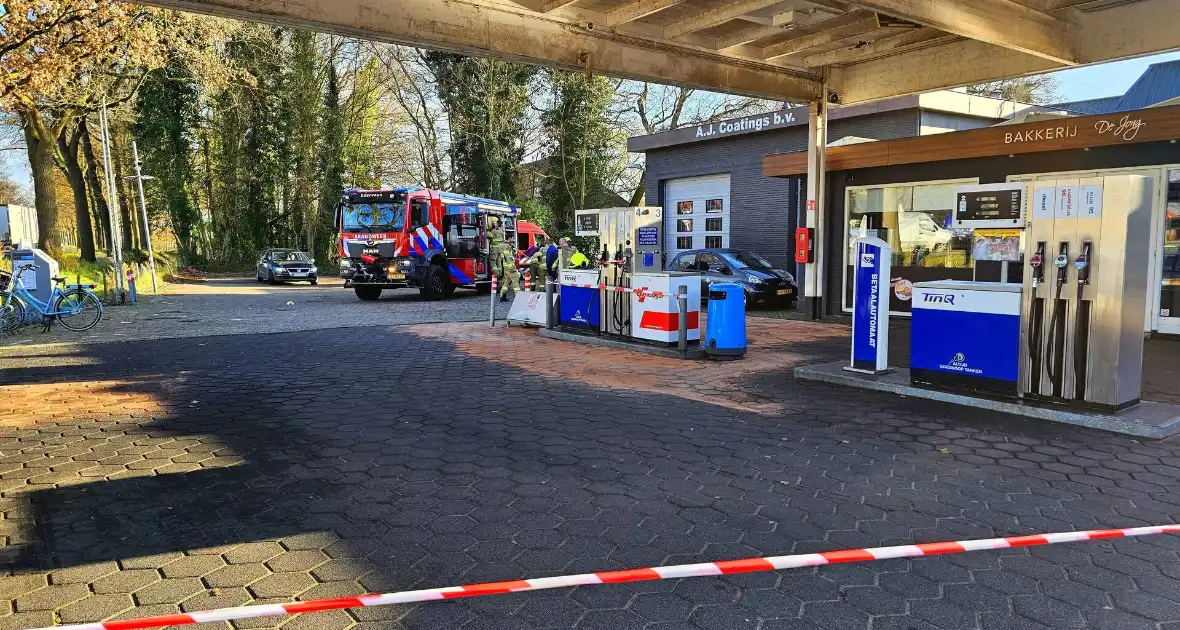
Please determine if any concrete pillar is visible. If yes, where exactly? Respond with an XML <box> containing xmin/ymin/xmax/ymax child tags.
<box><xmin>802</xmin><ymin>93</ymin><xmax>828</xmax><ymax>319</ymax></box>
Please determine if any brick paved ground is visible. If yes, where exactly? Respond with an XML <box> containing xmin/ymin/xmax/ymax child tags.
<box><xmin>1</xmin><ymin>320</ymin><xmax>1180</xmax><ymax>630</ymax></box>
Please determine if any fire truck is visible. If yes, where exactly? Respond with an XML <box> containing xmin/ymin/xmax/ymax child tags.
<box><xmin>336</xmin><ymin>187</ymin><xmax>538</xmax><ymax>301</ymax></box>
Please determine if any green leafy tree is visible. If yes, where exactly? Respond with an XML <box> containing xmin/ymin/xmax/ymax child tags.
<box><xmin>422</xmin><ymin>53</ymin><xmax>535</xmax><ymax>200</ymax></box>
<box><xmin>134</xmin><ymin>61</ymin><xmax>201</xmax><ymax>262</ymax></box>
<box><xmin>539</xmin><ymin>70</ymin><xmax>624</xmax><ymax>236</ymax></box>
<box><xmin>313</xmin><ymin>44</ymin><xmax>346</xmax><ymax>264</ymax></box>
<box><xmin>284</xmin><ymin>30</ymin><xmax>324</xmax><ymax>252</ymax></box>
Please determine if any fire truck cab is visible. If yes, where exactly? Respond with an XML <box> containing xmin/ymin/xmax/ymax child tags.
<box><xmin>336</xmin><ymin>187</ymin><xmax>523</xmax><ymax>301</ymax></box>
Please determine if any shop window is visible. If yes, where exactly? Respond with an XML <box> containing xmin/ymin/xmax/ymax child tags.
<box><xmin>677</xmin><ymin>219</ymin><xmax>693</xmax><ymax>232</ymax></box>
<box><xmin>677</xmin><ymin>236</ymin><xmax>693</xmax><ymax>249</ymax></box>
<box><xmin>1159</xmin><ymin>169</ymin><xmax>1180</xmax><ymax>319</ymax></box>
<box><xmin>677</xmin><ymin>201</ymin><xmax>693</xmax><ymax>215</ymax></box>
<box><xmin>706</xmin><ymin>199</ymin><xmax>723</xmax><ymax>213</ymax></box>
<box><xmin>706</xmin><ymin>218</ymin><xmax>723</xmax><ymax>231</ymax></box>
<box><xmin>705</xmin><ymin>236</ymin><xmax>723</xmax><ymax>249</ymax></box>
<box><xmin>845</xmin><ymin>181</ymin><xmax>976</xmax><ymax>314</ymax></box>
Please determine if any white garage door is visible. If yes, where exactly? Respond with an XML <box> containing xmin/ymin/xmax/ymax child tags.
<box><xmin>664</xmin><ymin>174</ymin><xmax>731</xmax><ymax>260</ymax></box>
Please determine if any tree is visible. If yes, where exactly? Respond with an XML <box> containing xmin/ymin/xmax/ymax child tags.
<box><xmin>134</xmin><ymin>61</ymin><xmax>201</xmax><ymax>262</ymax></box>
<box><xmin>0</xmin><ymin>0</ymin><xmax>164</xmax><ymax>253</ymax></box>
<box><xmin>423</xmin><ymin>53</ymin><xmax>535</xmax><ymax>200</ymax></box>
<box><xmin>55</xmin><ymin>121</ymin><xmax>96</xmax><ymax>261</ymax></box>
<box><xmin>371</xmin><ymin>45</ymin><xmax>450</xmax><ymax>189</ymax></box>
<box><xmin>966</xmin><ymin>75</ymin><xmax>1060</xmax><ymax>104</ymax></box>
<box><xmin>313</xmin><ymin>43</ymin><xmax>346</xmax><ymax>264</ymax></box>
<box><xmin>539</xmin><ymin>70</ymin><xmax>624</xmax><ymax>235</ymax></box>
<box><xmin>0</xmin><ymin>166</ymin><xmax>32</xmax><ymax>206</ymax></box>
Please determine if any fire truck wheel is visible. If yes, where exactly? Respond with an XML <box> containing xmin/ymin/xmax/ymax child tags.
<box><xmin>354</xmin><ymin>286</ymin><xmax>382</xmax><ymax>301</ymax></box>
<box><xmin>420</xmin><ymin>264</ymin><xmax>447</xmax><ymax>301</ymax></box>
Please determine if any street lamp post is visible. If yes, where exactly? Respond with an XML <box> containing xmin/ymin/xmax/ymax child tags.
<box><xmin>125</xmin><ymin>142</ymin><xmax>158</xmax><ymax>293</ymax></box>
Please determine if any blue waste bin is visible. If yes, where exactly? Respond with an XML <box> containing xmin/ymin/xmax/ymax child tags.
<box><xmin>705</xmin><ymin>283</ymin><xmax>746</xmax><ymax>360</ymax></box>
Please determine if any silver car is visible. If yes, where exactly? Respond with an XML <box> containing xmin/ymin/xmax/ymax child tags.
<box><xmin>256</xmin><ymin>249</ymin><xmax>319</xmax><ymax>285</ymax></box>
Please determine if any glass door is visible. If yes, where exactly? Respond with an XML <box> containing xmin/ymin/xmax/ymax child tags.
<box><xmin>1157</xmin><ymin>170</ymin><xmax>1180</xmax><ymax>334</ymax></box>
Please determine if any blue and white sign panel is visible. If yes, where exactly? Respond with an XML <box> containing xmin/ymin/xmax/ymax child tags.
<box><xmin>849</xmin><ymin>237</ymin><xmax>891</xmax><ymax>373</ymax></box>
<box><xmin>910</xmin><ymin>281</ymin><xmax>1022</xmax><ymax>394</ymax></box>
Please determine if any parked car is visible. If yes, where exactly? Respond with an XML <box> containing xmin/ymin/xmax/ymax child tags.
<box><xmin>667</xmin><ymin>248</ymin><xmax>797</xmax><ymax>308</ymax></box>
<box><xmin>256</xmin><ymin>249</ymin><xmax>318</xmax><ymax>285</ymax></box>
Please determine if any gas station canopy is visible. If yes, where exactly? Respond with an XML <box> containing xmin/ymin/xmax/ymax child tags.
<box><xmin>143</xmin><ymin>0</ymin><xmax>1179</xmax><ymax>104</ymax></box>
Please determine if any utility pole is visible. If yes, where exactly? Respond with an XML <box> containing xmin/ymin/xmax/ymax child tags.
<box><xmin>127</xmin><ymin>142</ymin><xmax>158</xmax><ymax>293</ymax></box>
<box><xmin>99</xmin><ymin>102</ymin><xmax>125</xmax><ymax>304</ymax></box>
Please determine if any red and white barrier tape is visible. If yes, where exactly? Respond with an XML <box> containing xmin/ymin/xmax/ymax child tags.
<box><xmin>559</xmin><ymin>283</ymin><xmax>664</xmax><ymax>298</ymax></box>
<box><xmin>31</xmin><ymin>524</ymin><xmax>1180</xmax><ymax>630</ymax></box>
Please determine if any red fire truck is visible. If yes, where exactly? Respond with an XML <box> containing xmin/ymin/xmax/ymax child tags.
<box><xmin>336</xmin><ymin>187</ymin><xmax>539</xmax><ymax>301</ymax></box>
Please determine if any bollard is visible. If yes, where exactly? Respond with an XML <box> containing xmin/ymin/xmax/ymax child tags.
<box><xmin>677</xmin><ymin>285</ymin><xmax>688</xmax><ymax>356</ymax></box>
<box><xmin>489</xmin><ymin>274</ymin><xmax>498</xmax><ymax>327</ymax></box>
<box><xmin>545</xmin><ymin>275</ymin><xmax>555</xmax><ymax>330</ymax></box>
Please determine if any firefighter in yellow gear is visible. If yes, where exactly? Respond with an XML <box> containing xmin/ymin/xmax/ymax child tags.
<box><xmin>527</xmin><ymin>236</ymin><xmax>547</xmax><ymax>291</ymax></box>
<box><xmin>488</xmin><ymin>216</ymin><xmax>506</xmax><ymax>276</ymax></box>
<box><xmin>569</xmin><ymin>248</ymin><xmax>590</xmax><ymax>269</ymax></box>
<box><xmin>499</xmin><ymin>243</ymin><xmax>520</xmax><ymax>302</ymax></box>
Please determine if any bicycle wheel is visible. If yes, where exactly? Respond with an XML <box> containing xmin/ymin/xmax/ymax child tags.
<box><xmin>54</xmin><ymin>290</ymin><xmax>103</xmax><ymax>331</ymax></box>
<box><xmin>0</xmin><ymin>294</ymin><xmax>25</xmax><ymax>333</ymax></box>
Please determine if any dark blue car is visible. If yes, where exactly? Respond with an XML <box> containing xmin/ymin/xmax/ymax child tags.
<box><xmin>667</xmin><ymin>248</ymin><xmax>798</xmax><ymax>308</ymax></box>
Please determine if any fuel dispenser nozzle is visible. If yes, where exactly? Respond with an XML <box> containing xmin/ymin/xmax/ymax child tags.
<box><xmin>1054</xmin><ymin>243</ymin><xmax>1070</xmax><ymax>286</ymax></box>
<box><xmin>1030</xmin><ymin>242</ymin><xmax>1046</xmax><ymax>289</ymax></box>
<box><xmin>1074</xmin><ymin>241</ymin><xmax>1092</xmax><ymax>285</ymax></box>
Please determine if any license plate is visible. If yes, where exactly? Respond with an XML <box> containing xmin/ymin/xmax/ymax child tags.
<box><xmin>290</xmin><ymin>272</ymin><xmax>307</xmax><ymax>277</ymax></box>
<box><xmin>387</xmin><ymin>273</ymin><xmax>405</xmax><ymax>280</ymax></box>
<box><xmin>777</xmin><ymin>288</ymin><xmax>793</xmax><ymax>296</ymax></box>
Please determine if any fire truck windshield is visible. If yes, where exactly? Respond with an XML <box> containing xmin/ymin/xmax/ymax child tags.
<box><xmin>343</xmin><ymin>202</ymin><xmax>405</xmax><ymax>233</ymax></box>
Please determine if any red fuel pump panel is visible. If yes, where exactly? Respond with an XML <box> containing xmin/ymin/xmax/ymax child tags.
<box><xmin>794</xmin><ymin>227</ymin><xmax>814</xmax><ymax>264</ymax></box>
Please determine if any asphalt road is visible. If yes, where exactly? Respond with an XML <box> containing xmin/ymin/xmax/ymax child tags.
<box><xmin>0</xmin><ymin>277</ymin><xmax>512</xmax><ymax>349</ymax></box>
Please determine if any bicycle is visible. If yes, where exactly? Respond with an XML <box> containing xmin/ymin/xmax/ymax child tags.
<box><xmin>0</xmin><ymin>264</ymin><xmax>104</xmax><ymax>333</ymax></box>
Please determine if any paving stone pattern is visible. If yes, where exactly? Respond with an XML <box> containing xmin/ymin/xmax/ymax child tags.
<box><xmin>1</xmin><ymin>322</ymin><xmax>1179</xmax><ymax>630</ymax></box>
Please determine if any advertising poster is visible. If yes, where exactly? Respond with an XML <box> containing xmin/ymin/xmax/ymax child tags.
<box><xmin>971</xmin><ymin>229</ymin><xmax>1022</xmax><ymax>262</ymax></box>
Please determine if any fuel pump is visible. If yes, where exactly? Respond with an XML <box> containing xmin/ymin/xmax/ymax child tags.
<box><xmin>1019</xmin><ymin>175</ymin><xmax>1153</xmax><ymax>410</ymax></box>
<box><xmin>572</xmin><ymin>206</ymin><xmax>701</xmax><ymax>344</ymax></box>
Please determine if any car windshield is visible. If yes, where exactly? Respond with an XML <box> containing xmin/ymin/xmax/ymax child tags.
<box><xmin>722</xmin><ymin>250</ymin><xmax>774</xmax><ymax>269</ymax></box>
<box><xmin>343</xmin><ymin>202</ymin><xmax>405</xmax><ymax>232</ymax></box>
<box><xmin>272</xmin><ymin>251</ymin><xmax>310</xmax><ymax>262</ymax></box>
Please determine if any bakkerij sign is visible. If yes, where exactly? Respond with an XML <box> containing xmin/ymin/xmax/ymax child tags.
<box><xmin>848</xmin><ymin>237</ymin><xmax>891</xmax><ymax>374</ymax></box>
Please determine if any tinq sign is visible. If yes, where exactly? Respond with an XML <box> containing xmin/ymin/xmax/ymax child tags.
<box><xmin>696</xmin><ymin>111</ymin><xmax>796</xmax><ymax>138</ymax></box>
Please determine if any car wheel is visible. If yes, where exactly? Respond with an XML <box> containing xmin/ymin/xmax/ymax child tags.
<box><xmin>309</xmin><ymin>276</ymin><xmax>318</xmax><ymax>286</ymax></box>
<box><xmin>268</xmin><ymin>270</ymin><xmax>278</xmax><ymax>285</ymax></box>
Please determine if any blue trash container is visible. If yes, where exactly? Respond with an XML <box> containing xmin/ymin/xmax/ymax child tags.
<box><xmin>705</xmin><ymin>283</ymin><xmax>746</xmax><ymax>359</ymax></box>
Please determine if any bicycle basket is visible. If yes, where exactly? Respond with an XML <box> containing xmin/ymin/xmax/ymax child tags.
<box><xmin>0</xmin><ymin>270</ymin><xmax>10</xmax><ymax>291</ymax></box>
